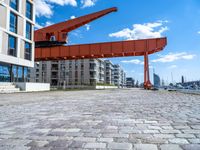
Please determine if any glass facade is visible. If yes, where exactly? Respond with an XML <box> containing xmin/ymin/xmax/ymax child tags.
<box><xmin>10</xmin><ymin>0</ymin><xmax>18</xmax><ymax>11</ymax></box>
<box><xmin>8</xmin><ymin>35</ymin><xmax>17</xmax><ymax>57</ymax></box>
<box><xmin>0</xmin><ymin>64</ymin><xmax>11</xmax><ymax>82</ymax></box>
<box><xmin>26</xmin><ymin>21</ymin><xmax>32</xmax><ymax>40</ymax></box>
<box><xmin>25</xmin><ymin>42</ymin><xmax>32</xmax><ymax>60</ymax></box>
<box><xmin>10</xmin><ymin>12</ymin><xmax>17</xmax><ymax>33</ymax></box>
<box><xmin>26</xmin><ymin>1</ymin><xmax>32</xmax><ymax>20</ymax></box>
<box><xmin>0</xmin><ymin>63</ymin><xmax>29</xmax><ymax>82</ymax></box>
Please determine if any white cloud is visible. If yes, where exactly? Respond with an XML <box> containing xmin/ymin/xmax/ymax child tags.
<box><xmin>85</xmin><ymin>24</ymin><xmax>90</xmax><ymax>31</ymax></box>
<box><xmin>45</xmin><ymin>21</ymin><xmax>54</xmax><ymax>27</ymax></box>
<box><xmin>81</xmin><ymin>0</ymin><xmax>97</xmax><ymax>8</ymax></box>
<box><xmin>168</xmin><ymin>65</ymin><xmax>177</xmax><ymax>69</ymax></box>
<box><xmin>35</xmin><ymin>21</ymin><xmax>54</xmax><ymax>30</ymax></box>
<box><xmin>198</xmin><ymin>31</ymin><xmax>200</xmax><ymax>34</ymax></box>
<box><xmin>48</xmin><ymin>0</ymin><xmax>77</xmax><ymax>6</ymax></box>
<box><xmin>109</xmin><ymin>21</ymin><xmax>168</xmax><ymax>40</ymax></box>
<box><xmin>35</xmin><ymin>0</ymin><xmax>77</xmax><ymax>17</ymax></box>
<box><xmin>121</xmin><ymin>59</ymin><xmax>144</xmax><ymax>65</ymax></box>
<box><xmin>70</xmin><ymin>15</ymin><xmax>76</xmax><ymax>19</ymax></box>
<box><xmin>35</xmin><ymin>22</ymin><xmax>43</xmax><ymax>29</ymax></box>
<box><xmin>152</xmin><ymin>52</ymin><xmax>196</xmax><ymax>63</ymax></box>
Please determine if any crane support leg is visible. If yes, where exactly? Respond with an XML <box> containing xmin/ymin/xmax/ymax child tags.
<box><xmin>144</xmin><ymin>52</ymin><xmax>152</xmax><ymax>89</ymax></box>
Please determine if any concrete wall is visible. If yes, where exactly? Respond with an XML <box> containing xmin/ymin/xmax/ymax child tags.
<box><xmin>0</xmin><ymin>5</ymin><xmax>7</xmax><ymax>29</ymax></box>
<box><xmin>16</xmin><ymin>82</ymin><xmax>50</xmax><ymax>92</ymax></box>
<box><xmin>1</xmin><ymin>32</ymin><xmax>8</xmax><ymax>55</ymax></box>
<box><xmin>18</xmin><ymin>16</ymin><xmax>24</xmax><ymax>36</ymax></box>
<box><xmin>20</xmin><ymin>40</ymin><xmax>25</xmax><ymax>59</ymax></box>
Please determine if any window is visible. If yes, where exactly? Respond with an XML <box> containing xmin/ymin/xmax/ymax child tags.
<box><xmin>10</xmin><ymin>0</ymin><xmax>18</xmax><ymax>11</ymax></box>
<box><xmin>10</xmin><ymin>12</ymin><xmax>17</xmax><ymax>33</ymax></box>
<box><xmin>26</xmin><ymin>22</ymin><xmax>32</xmax><ymax>40</ymax></box>
<box><xmin>0</xmin><ymin>64</ymin><xmax>11</xmax><ymax>82</ymax></box>
<box><xmin>8</xmin><ymin>35</ymin><xmax>17</xmax><ymax>57</ymax></box>
<box><xmin>17</xmin><ymin>66</ymin><xmax>23</xmax><ymax>82</ymax></box>
<box><xmin>26</xmin><ymin>1</ymin><xmax>33</xmax><ymax>20</ymax></box>
<box><xmin>25</xmin><ymin>42</ymin><xmax>32</xmax><ymax>60</ymax></box>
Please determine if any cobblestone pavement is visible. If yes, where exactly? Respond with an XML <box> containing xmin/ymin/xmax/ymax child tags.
<box><xmin>0</xmin><ymin>89</ymin><xmax>200</xmax><ymax>150</ymax></box>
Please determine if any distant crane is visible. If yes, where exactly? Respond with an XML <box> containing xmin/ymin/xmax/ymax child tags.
<box><xmin>34</xmin><ymin>7</ymin><xmax>167</xmax><ymax>89</ymax></box>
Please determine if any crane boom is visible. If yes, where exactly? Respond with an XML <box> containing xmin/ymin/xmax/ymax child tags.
<box><xmin>35</xmin><ymin>7</ymin><xmax>117</xmax><ymax>47</ymax></box>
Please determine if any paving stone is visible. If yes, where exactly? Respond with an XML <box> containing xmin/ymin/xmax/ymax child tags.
<box><xmin>106</xmin><ymin>126</ymin><xmax>118</xmax><ymax>130</ymax></box>
<box><xmin>108</xmin><ymin>142</ymin><xmax>132</xmax><ymax>150</ymax></box>
<box><xmin>191</xmin><ymin>125</ymin><xmax>200</xmax><ymax>129</ymax></box>
<box><xmin>144</xmin><ymin>120</ymin><xmax>158</xmax><ymax>124</ymax></box>
<box><xmin>68</xmin><ymin>141</ymin><xmax>85</xmax><ymax>148</ymax></box>
<box><xmin>148</xmin><ymin>126</ymin><xmax>162</xmax><ymax>130</ymax></box>
<box><xmin>34</xmin><ymin>128</ymin><xmax>51</xmax><ymax>134</ymax></box>
<box><xmin>174</xmin><ymin>126</ymin><xmax>190</xmax><ymax>129</ymax></box>
<box><xmin>0</xmin><ymin>89</ymin><xmax>200</xmax><ymax>149</ymax></box>
<box><xmin>188</xmin><ymin>138</ymin><xmax>200</xmax><ymax>144</ymax></box>
<box><xmin>176</xmin><ymin>133</ymin><xmax>195</xmax><ymax>138</ymax></box>
<box><xmin>160</xmin><ymin>144</ymin><xmax>182</xmax><ymax>150</ymax></box>
<box><xmin>84</xmin><ymin>142</ymin><xmax>106</xmax><ymax>149</ymax></box>
<box><xmin>66</xmin><ymin>128</ymin><xmax>81</xmax><ymax>132</ymax></box>
<box><xmin>196</xmin><ymin>134</ymin><xmax>200</xmax><ymax>138</ymax></box>
<box><xmin>182</xmin><ymin>130</ymin><xmax>200</xmax><ymax>134</ymax></box>
<box><xmin>120</xmin><ymin>129</ymin><xmax>142</xmax><ymax>134</ymax></box>
<box><xmin>103</xmin><ymin>133</ymin><xmax>129</xmax><ymax>138</ymax></box>
<box><xmin>97</xmin><ymin>138</ymin><xmax>113</xmax><ymax>143</ymax></box>
<box><xmin>161</xmin><ymin>126</ymin><xmax>174</xmax><ymax>130</ymax></box>
<box><xmin>73</xmin><ymin>137</ymin><xmax>96</xmax><ymax>142</ymax></box>
<box><xmin>169</xmin><ymin>138</ymin><xmax>189</xmax><ymax>144</ymax></box>
<box><xmin>181</xmin><ymin>144</ymin><xmax>200</xmax><ymax>150</ymax></box>
<box><xmin>45</xmin><ymin>140</ymin><xmax>72</xmax><ymax>148</ymax></box>
<box><xmin>153</xmin><ymin>134</ymin><xmax>175</xmax><ymax>139</ymax></box>
<box><xmin>133</xmin><ymin>144</ymin><xmax>158</xmax><ymax>150</ymax></box>
<box><xmin>143</xmin><ymin>130</ymin><xmax>160</xmax><ymax>134</ymax></box>
<box><xmin>84</xmin><ymin>132</ymin><xmax>101</xmax><ymax>138</ymax></box>
<box><xmin>160</xmin><ymin>130</ymin><xmax>181</xmax><ymax>134</ymax></box>
<box><xmin>27</xmin><ymin>140</ymin><xmax>49</xmax><ymax>147</ymax></box>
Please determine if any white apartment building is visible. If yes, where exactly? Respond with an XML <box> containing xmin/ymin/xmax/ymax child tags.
<box><xmin>30</xmin><ymin>59</ymin><xmax>106</xmax><ymax>88</ymax></box>
<box><xmin>0</xmin><ymin>0</ymin><xmax>35</xmax><ymax>82</ymax></box>
<box><xmin>104</xmin><ymin>60</ymin><xmax>114</xmax><ymax>85</ymax></box>
<box><xmin>30</xmin><ymin>59</ymin><xmax>126</xmax><ymax>88</ymax></box>
<box><xmin>113</xmin><ymin>64</ymin><xmax>126</xmax><ymax>87</ymax></box>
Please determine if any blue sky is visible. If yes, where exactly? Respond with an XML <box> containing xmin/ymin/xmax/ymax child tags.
<box><xmin>35</xmin><ymin>0</ymin><xmax>200</xmax><ymax>84</ymax></box>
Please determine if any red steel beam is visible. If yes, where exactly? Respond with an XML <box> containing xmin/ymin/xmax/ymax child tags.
<box><xmin>35</xmin><ymin>37</ymin><xmax>167</xmax><ymax>61</ymax></box>
<box><xmin>35</xmin><ymin>7</ymin><xmax>117</xmax><ymax>43</ymax></box>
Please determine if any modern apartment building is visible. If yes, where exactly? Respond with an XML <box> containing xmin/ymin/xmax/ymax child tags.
<box><xmin>30</xmin><ymin>59</ymin><xmax>106</xmax><ymax>87</ymax></box>
<box><xmin>104</xmin><ymin>60</ymin><xmax>114</xmax><ymax>85</ymax></box>
<box><xmin>113</xmin><ymin>64</ymin><xmax>126</xmax><ymax>87</ymax></box>
<box><xmin>30</xmin><ymin>59</ymin><xmax>126</xmax><ymax>88</ymax></box>
<box><xmin>126</xmin><ymin>77</ymin><xmax>135</xmax><ymax>88</ymax></box>
<box><xmin>0</xmin><ymin>0</ymin><xmax>35</xmax><ymax>82</ymax></box>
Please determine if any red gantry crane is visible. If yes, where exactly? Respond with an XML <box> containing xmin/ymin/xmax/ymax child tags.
<box><xmin>34</xmin><ymin>7</ymin><xmax>167</xmax><ymax>89</ymax></box>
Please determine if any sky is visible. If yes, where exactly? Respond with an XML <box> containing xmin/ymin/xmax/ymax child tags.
<box><xmin>35</xmin><ymin>0</ymin><xmax>200</xmax><ymax>84</ymax></box>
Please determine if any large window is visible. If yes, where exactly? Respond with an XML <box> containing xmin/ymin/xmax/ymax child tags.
<box><xmin>10</xmin><ymin>12</ymin><xmax>17</xmax><ymax>33</ymax></box>
<box><xmin>17</xmin><ymin>66</ymin><xmax>23</xmax><ymax>82</ymax></box>
<box><xmin>25</xmin><ymin>42</ymin><xmax>32</xmax><ymax>60</ymax></box>
<box><xmin>10</xmin><ymin>0</ymin><xmax>18</xmax><ymax>11</ymax></box>
<box><xmin>8</xmin><ymin>35</ymin><xmax>17</xmax><ymax>57</ymax></box>
<box><xmin>26</xmin><ymin>21</ymin><xmax>32</xmax><ymax>40</ymax></box>
<box><xmin>26</xmin><ymin>1</ymin><xmax>33</xmax><ymax>20</ymax></box>
<box><xmin>0</xmin><ymin>64</ymin><xmax>11</xmax><ymax>82</ymax></box>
